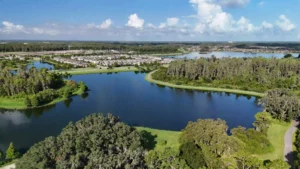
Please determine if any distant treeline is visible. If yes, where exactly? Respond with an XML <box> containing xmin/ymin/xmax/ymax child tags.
<box><xmin>0</xmin><ymin>42</ymin><xmax>181</xmax><ymax>53</ymax></box>
<box><xmin>153</xmin><ymin>57</ymin><xmax>300</xmax><ymax>93</ymax></box>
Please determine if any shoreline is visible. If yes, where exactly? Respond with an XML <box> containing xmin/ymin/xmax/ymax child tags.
<box><xmin>0</xmin><ymin>89</ymin><xmax>86</xmax><ymax>110</ymax></box>
<box><xmin>51</xmin><ymin>66</ymin><xmax>140</xmax><ymax>75</ymax></box>
<box><xmin>145</xmin><ymin>70</ymin><xmax>265</xmax><ymax>97</ymax></box>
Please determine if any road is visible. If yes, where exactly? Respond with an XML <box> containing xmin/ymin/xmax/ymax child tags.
<box><xmin>284</xmin><ymin>120</ymin><xmax>299</xmax><ymax>168</ymax></box>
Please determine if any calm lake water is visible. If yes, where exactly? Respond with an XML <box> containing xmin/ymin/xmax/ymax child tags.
<box><xmin>27</xmin><ymin>61</ymin><xmax>54</xmax><ymax>70</ymax></box>
<box><xmin>0</xmin><ymin>72</ymin><xmax>262</xmax><ymax>152</ymax></box>
<box><xmin>166</xmin><ymin>52</ymin><xmax>299</xmax><ymax>59</ymax></box>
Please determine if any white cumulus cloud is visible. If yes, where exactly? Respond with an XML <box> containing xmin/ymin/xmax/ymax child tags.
<box><xmin>32</xmin><ymin>27</ymin><xmax>59</xmax><ymax>35</ymax></box>
<box><xmin>276</xmin><ymin>15</ymin><xmax>296</xmax><ymax>32</ymax></box>
<box><xmin>0</xmin><ymin>21</ymin><xmax>27</xmax><ymax>34</ymax></box>
<box><xmin>100</xmin><ymin>19</ymin><xmax>112</xmax><ymax>29</ymax></box>
<box><xmin>261</xmin><ymin>21</ymin><xmax>273</xmax><ymax>29</ymax></box>
<box><xmin>218</xmin><ymin>0</ymin><xmax>250</xmax><ymax>8</ymax></box>
<box><xmin>167</xmin><ymin>17</ymin><xmax>179</xmax><ymax>26</ymax></box>
<box><xmin>126</xmin><ymin>13</ymin><xmax>144</xmax><ymax>28</ymax></box>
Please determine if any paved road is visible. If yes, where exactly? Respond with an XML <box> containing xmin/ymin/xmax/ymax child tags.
<box><xmin>0</xmin><ymin>164</ymin><xmax>15</xmax><ymax>169</ymax></box>
<box><xmin>284</xmin><ymin>120</ymin><xmax>299</xmax><ymax>168</ymax></box>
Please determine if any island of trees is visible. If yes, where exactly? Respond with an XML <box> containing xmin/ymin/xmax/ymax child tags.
<box><xmin>0</xmin><ymin>67</ymin><xmax>88</xmax><ymax>109</ymax></box>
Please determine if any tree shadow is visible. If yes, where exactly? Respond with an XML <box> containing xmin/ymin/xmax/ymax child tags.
<box><xmin>139</xmin><ymin>130</ymin><xmax>157</xmax><ymax>150</ymax></box>
<box><xmin>285</xmin><ymin>151</ymin><xmax>296</xmax><ymax>169</ymax></box>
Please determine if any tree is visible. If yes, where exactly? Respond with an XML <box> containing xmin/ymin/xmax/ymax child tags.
<box><xmin>16</xmin><ymin>114</ymin><xmax>146</xmax><ymax>169</ymax></box>
<box><xmin>266</xmin><ymin>159</ymin><xmax>290</xmax><ymax>169</ymax></box>
<box><xmin>179</xmin><ymin>142</ymin><xmax>206</xmax><ymax>169</ymax></box>
<box><xmin>0</xmin><ymin>149</ymin><xmax>3</xmax><ymax>159</ymax></box>
<box><xmin>30</xmin><ymin>95</ymin><xmax>40</xmax><ymax>107</ymax></box>
<box><xmin>234</xmin><ymin>150</ymin><xmax>263</xmax><ymax>169</ymax></box>
<box><xmin>24</xmin><ymin>96</ymin><xmax>32</xmax><ymax>107</ymax></box>
<box><xmin>180</xmin><ymin>119</ymin><xmax>239</xmax><ymax>156</ymax></box>
<box><xmin>259</xmin><ymin>89</ymin><xmax>300</xmax><ymax>121</ymax></box>
<box><xmin>146</xmin><ymin>147</ymin><xmax>190</xmax><ymax>169</ymax></box>
<box><xmin>6</xmin><ymin>142</ymin><xmax>19</xmax><ymax>160</ymax></box>
<box><xmin>253</xmin><ymin>112</ymin><xmax>272</xmax><ymax>135</ymax></box>
<box><xmin>283</xmin><ymin>53</ymin><xmax>293</xmax><ymax>58</ymax></box>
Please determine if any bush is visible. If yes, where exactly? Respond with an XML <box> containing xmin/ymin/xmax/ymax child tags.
<box><xmin>30</xmin><ymin>95</ymin><xmax>40</xmax><ymax>107</ymax></box>
<box><xmin>158</xmin><ymin>140</ymin><xmax>167</xmax><ymax>146</ymax></box>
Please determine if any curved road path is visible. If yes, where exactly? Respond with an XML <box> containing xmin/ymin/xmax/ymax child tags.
<box><xmin>284</xmin><ymin>120</ymin><xmax>299</xmax><ymax>168</ymax></box>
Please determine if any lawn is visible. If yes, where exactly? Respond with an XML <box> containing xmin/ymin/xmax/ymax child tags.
<box><xmin>145</xmin><ymin>71</ymin><xmax>265</xmax><ymax>97</ymax></box>
<box><xmin>256</xmin><ymin>121</ymin><xmax>291</xmax><ymax>161</ymax></box>
<box><xmin>52</xmin><ymin>66</ymin><xmax>139</xmax><ymax>75</ymax></box>
<box><xmin>136</xmin><ymin>127</ymin><xmax>181</xmax><ymax>151</ymax></box>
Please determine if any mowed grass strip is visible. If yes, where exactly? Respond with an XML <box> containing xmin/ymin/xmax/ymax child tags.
<box><xmin>136</xmin><ymin>127</ymin><xmax>181</xmax><ymax>151</ymax></box>
<box><xmin>256</xmin><ymin>121</ymin><xmax>291</xmax><ymax>161</ymax></box>
<box><xmin>145</xmin><ymin>70</ymin><xmax>265</xmax><ymax>97</ymax></box>
<box><xmin>53</xmin><ymin>66</ymin><xmax>139</xmax><ymax>75</ymax></box>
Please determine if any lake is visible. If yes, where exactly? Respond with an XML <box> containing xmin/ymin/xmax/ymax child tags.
<box><xmin>165</xmin><ymin>52</ymin><xmax>299</xmax><ymax>59</ymax></box>
<box><xmin>0</xmin><ymin>72</ymin><xmax>262</xmax><ymax>152</ymax></box>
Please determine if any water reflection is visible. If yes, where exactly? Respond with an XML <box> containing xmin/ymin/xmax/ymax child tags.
<box><xmin>0</xmin><ymin>111</ymin><xmax>30</xmax><ymax>128</ymax></box>
<box><xmin>0</xmin><ymin>72</ymin><xmax>262</xmax><ymax>152</ymax></box>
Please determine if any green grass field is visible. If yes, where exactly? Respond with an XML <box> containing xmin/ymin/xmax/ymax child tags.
<box><xmin>52</xmin><ymin>66</ymin><xmax>140</xmax><ymax>75</ymax></box>
<box><xmin>256</xmin><ymin>121</ymin><xmax>291</xmax><ymax>161</ymax></box>
<box><xmin>145</xmin><ymin>71</ymin><xmax>265</xmax><ymax>97</ymax></box>
<box><xmin>136</xmin><ymin>127</ymin><xmax>181</xmax><ymax>151</ymax></box>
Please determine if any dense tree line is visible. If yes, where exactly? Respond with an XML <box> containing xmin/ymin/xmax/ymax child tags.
<box><xmin>0</xmin><ymin>67</ymin><xmax>87</xmax><ymax>107</ymax></box>
<box><xmin>0</xmin><ymin>42</ymin><xmax>181</xmax><ymax>54</ymax></box>
<box><xmin>0</xmin><ymin>67</ymin><xmax>64</xmax><ymax>97</ymax></box>
<box><xmin>16</xmin><ymin>114</ymin><xmax>146</xmax><ymax>169</ymax></box>
<box><xmin>16</xmin><ymin>113</ymin><xmax>289</xmax><ymax>169</ymax></box>
<box><xmin>153</xmin><ymin>57</ymin><xmax>300</xmax><ymax>93</ymax></box>
<box><xmin>259</xmin><ymin>89</ymin><xmax>300</xmax><ymax>121</ymax></box>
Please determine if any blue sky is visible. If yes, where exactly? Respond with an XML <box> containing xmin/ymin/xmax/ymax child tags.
<box><xmin>0</xmin><ymin>0</ymin><xmax>299</xmax><ymax>41</ymax></box>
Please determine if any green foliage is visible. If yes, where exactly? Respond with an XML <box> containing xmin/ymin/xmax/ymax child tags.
<box><xmin>0</xmin><ymin>149</ymin><xmax>3</xmax><ymax>159</ymax></box>
<box><xmin>180</xmin><ymin>119</ymin><xmax>239</xmax><ymax>156</ymax></box>
<box><xmin>283</xmin><ymin>53</ymin><xmax>293</xmax><ymax>58</ymax></box>
<box><xmin>145</xmin><ymin>147</ymin><xmax>191</xmax><ymax>169</ymax></box>
<box><xmin>253</xmin><ymin>112</ymin><xmax>272</xmax><ymax>135</ymax></box>
<box><xmin>179</xmin><ymin>142</ymin><xmax>206</xmax><ymax>169</ymax></box>
<box><xmin>16</xmin><ymin>113</ymin><xmax>146</xmax><ymax>169</ymax></box>
<box><xmin>5</xmin><ymin>142</ymin><xmax>19</xmax><ymax>160</ymax></box>
<box><xmin>234</xmin><ymin>150</ymin><xmax>263</xmax><ymax>169</ymax></box>
<box><xmin>24</xmin><ymin>96</ymin><xmax>31</xmax><ymax>107</ymax></box>
<box><xmin>260</xmin><ymin>89</ymin><xmax>300</xmax><ymax>121</ymax></box>
<box><xmin>30</xmin><ymin>95</ymin><xmax>40</xmax><ymax>107</ymax></box>
<box><xmin>154</xmin><ymin>57</ymin><xmax>300</xmax><ymax>93</ymax></box>
<box><xmin>266</xmin><ymin>159</ymin><xmax>290</xmax><ymax>169</ymax></box>
<box><xmin>231</xmin><ymin>127</ymin><xmax>273</xmax><ymax>154</ymax></box>
<box><xmin>295</xmin><ymin>130</ymin><xmax>300</xmax><ymax>168</ymax></box>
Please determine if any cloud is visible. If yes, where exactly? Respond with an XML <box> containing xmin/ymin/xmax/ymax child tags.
<box><xmin>261</xmin><ymin>21</ymin><xmax>273</xmax><ymax>29</ymax></box>
<box><xmin>258</xmin><ymin>1</ymin><xmax>265</xmax><ymax>7</ymax></box>
<box><xmin>159</xmin><ymin>23</ymin><xmax>166</xmax><ymax>29</ymax></box>
<box><xmin>235</xmin><ymin>16</ymin><xmax>255</xmax><ymax>32</ymax></box>
<box><xmin>0</xmin><ymin>21</ymin><xmax>27</xmax><ymax>34</ymax></box>
<box><xmin>276</xmin><ymin>15</ymin><xmax>296</xmax><ymax>32</ymax></box>
<box><xmin>100</xmin><ymin>19</ymin><xmax>112</xmax><ymax>29</ymax></box>
<box><xmin>167</xmin><ymin>17</ymin><xmax>179</xmax><ymax>26</ymax></box>
<box><xmin>126</xmin><ymin>13</ymin><xmax>144</xmax><ymax>28</ymax></box>
<box><xmin>147</xmin><ymin>23</ymin><xmax>155</xmax><ymax>28</ymax></box>
<box><xmin>218</xmin><ymin>0</ymin><xmax>250</xmax><ymax>8</ymax></box>
<box><xmin>32</xmin><ymin>27</ymin><xmax>60</xmax><ymax>35</ymax></box>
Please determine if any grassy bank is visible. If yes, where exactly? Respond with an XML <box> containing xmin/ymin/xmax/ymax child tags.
<box><xmin>145</xmin><ymin>71</ymin><xmax>265</xmax><ymax>97</ymax></box>
<box><xmin>0</xmin><ymin>85</ymin><xmax>85</xmax><ymax>110</ymax></box>
<box><xmin>136</xmin><ymin>127</ymin><xmax>181</xmax><ymax>151</ymax></box>
<box><xmin>256</xmin><ymin>121</ymin><xmax>291</xmax><ymax>161</ymax></box>
<box><xmin>52</xmin><ymin>66</ymin><xmax>140</xmax><ymax>75</ymax></box>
